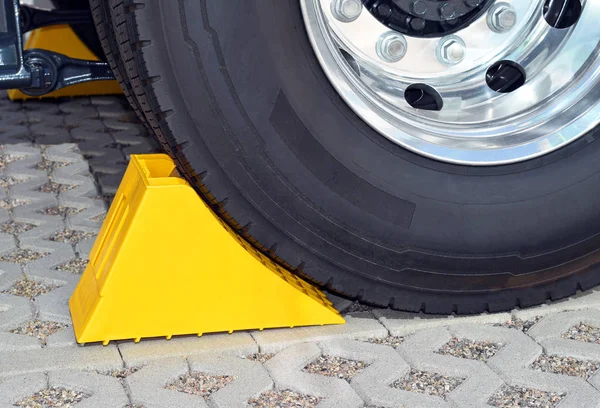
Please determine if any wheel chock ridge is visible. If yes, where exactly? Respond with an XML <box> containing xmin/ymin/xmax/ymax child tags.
<box><xmin>69</xmin><ymin>154</ymin><xmax>344</xmax><ymax>345</ymax></box>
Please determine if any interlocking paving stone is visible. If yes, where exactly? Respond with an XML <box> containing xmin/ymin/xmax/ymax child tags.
<box><xmin>9</xmin><ymin>319</ymin><xmax>67</xmax><ymax>346</ymax></box>
<box><xmin>436</xmin><ymin>338</ymin><xmax>503</xmax><ymax>361</ymax></box>
<box><xmin>248</xmin><ymin>390</ymin><xmax>321</xmax><ymax>408</ymax></box>
<box><xmin>390</xmin><ymin>370</ymin><xmax>464</xmax><ymax>398</ymax></box>
<box><xmin>2</xmin><ymin>276</ymin><xmax>57</xmax><ymax>298</ymax></box>
<box><xmin>304</xmin><ymin>355</ymin><xmax>369</xmax><ymax>380</ymax></box>
<box><xmin>265</xmin><ymin>342</ymin><xmax>364</xmax><ymax>408</ymax></box>
<box><xmin>531</xmin><ymin>354</ymin><xmax>600</xmax><ymax>379</ymax></box>
<box><xmin>165</xmin><ymin>372</ymin><xmax>235</xmax><ymax>399</ymax></box>
<box><xmin>487</xmin><ymin>385</ymin><xmax>565</xmax><ymax>408</ymax></box>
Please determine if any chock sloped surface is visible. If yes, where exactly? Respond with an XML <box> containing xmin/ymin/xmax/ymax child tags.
<box><xmin>69</xmin><ymin>154</ymin><xmax>344</xmax><ymax>344</ymax></box>
<box><xmin>8</xmin><ymin>25</ymin><xmax>122</xmax><ymax>100</ymax></box>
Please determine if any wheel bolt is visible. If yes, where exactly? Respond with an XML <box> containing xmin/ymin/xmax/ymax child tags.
<box><xmin>412</xmin><ymin>0</ymin><xmax>428</xmax><ymax>15</ymax></box>
<box><xmin>440</xmin><ymin>3</ymin><xmax>456</xmax><ymax>20</ymax></box>
<box><xmin>376</xmin><ymin>32</ymin><xmax>407</xmax><ymax>63</ymax></box>
<box><xmin>487</xmin><ymin>3</ymin><xmax>517</xmax><ymax>33</ymax></box>
<box><xmin>331</xmin><ymin>0</ymin><xmax>363</xmax><ymax>23</ymax></box>
<box><xmin>437</xmin><ymin>36</ymin><xmax>466</xmax><ymax>65</ymax></box>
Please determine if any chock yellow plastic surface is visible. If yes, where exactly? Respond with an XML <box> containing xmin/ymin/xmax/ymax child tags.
<box><xmin>8</xmin><ymin>25</ymin><xmax>122</xmax><ymax>100</ymax></box>
<box><xmin>69</xmin><ymin>154</ymin><xmax>344</xmax><ymax>345</ymax></box>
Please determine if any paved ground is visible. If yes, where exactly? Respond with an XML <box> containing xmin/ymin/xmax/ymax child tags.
<box><xmin>1</xmin><ymin>94</ymin><xmax>600</xmax><ymax>407</ymax></box>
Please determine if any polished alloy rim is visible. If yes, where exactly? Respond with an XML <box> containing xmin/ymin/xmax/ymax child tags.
<box><xmin>300</xmin><ymin>0</ymin><xmax>600</xmax><ymax>165</ymax></box>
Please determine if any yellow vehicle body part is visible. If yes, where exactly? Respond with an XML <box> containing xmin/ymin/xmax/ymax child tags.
<box><xmin>69</xmin><ymin>154</ymin><xmax>344</xmax><ymax>345</ymax></box>
<box><xmin>8</xmin><ymin>25</ymin><xmax>122</xmax><ymax>100</ymax></box>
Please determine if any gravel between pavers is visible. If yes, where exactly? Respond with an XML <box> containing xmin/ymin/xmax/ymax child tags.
<box><xmin>0</xmin><ymin>249</ymin><xmax>49</xmax><ymax>264</ymax></box>
<box><xmin>487</xmin><ymin>385</ymin><xmax>565</xmax><ymax>408</ymax></box>
<box><xmin>304</xmin><ymin>355</ymin><xmax>370</xmax><ymax>380</ymax></box>
<box><xmin>436</xmin><ymin>338</ymin><xmax>503</xmax><ymax>361</ymax></box>
<box><xmin>496</xmin><ymin>317</ymin><xmax>543</xmax><ymax>333</ymax></box>
<box><xmin>165</xmin><ymin>372</ymin><xmax>235</xmax><ymax>400</ymax></box>
<box><xmin>0</xmin><ymin>197</ymin><xmax>30</xmax><ymax>209</ymax></box>
<box><xmin>14</xmin><ymin>386</ymin><xmax>89</xmax><ymax>407</ymax></box>
<box><xmin>563</xmin><ymin>323</ymin><xmax>600</xmax><ymax>344</ymax></box>
<box><xmin>367</xmin><ymin>335</ymin><xmax>406</xmax><ymax>349</ymax></box>
<box><xmin>248</xmin><ymin>390</ymin><xmax>321</xmax><ymax>408</ymax></box>
<box><xmin>35</xmin><ymin>159</ymin><xmax>68</xmax><ymax>172</ymax></box>
<box><xmin>55</xmin><ymin>258</ymin><xmax>89</xmax><ymax>274</ymax></box>
<box><xmin>99</xmin><ymin>366</ymin><xmax>142</xmax><ymax>379</ymax></box>
<box><xmin>38</xmin><ymin>181</ymin><xmax>75</xmax><ymax>194</ymax></box>
<box><xmin>390</xmin><ymin>370</ymin><xmax>464</xmax><ymax>398</ymax></box>
<box><xmin>530</xmin><ymin>354</ymin><xmax>600</xmax><ymax>379</ymax></box>
<box><xmin>9</xmin><ymin>319</ymin><xmax>67</xmax><ymax>345</ymax></box>
<box><xmin>0</xmin><ymin>220</ymin><xmax>36</xmax><ymax>234</ymax></box>
<box><xmin>2</xmin><ymin>276</ymin><xmax>57</xmax><ymax>298</ymax></box>
<box><xmin>0</xmin><ymin>154</ymin><xmax>21</xmax><ymax>169</ymax></box>
<box><xmin>0</xmin><ymin>176</ymin><xmax>23</xmax><ymax>189</ymax></box>
<box><xmin>245</xmin><ymin>353</ymin><xmax>274</xmax><ymax>363</ymax></box>
<box><xmin>40</xmin><ymin>206</ymin><xmax>83</xmax><ymax>217</ymax></box>
<box><xmin>47</xmin><ymin>229</ymin><xmax>95</xmax><ymax>244</ymax></box>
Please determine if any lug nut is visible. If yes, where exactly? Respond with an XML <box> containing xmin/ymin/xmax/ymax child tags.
<box><xmin>437</xmin><ymin>36</ymin><xmax>466</xmax><ymax>65</ymax></box>
<box><xmin>331</xmin><ymin>0</ymin><xmax>363</xmax><ymax>23</ymax></box>
<box><xmin>412</xmin><ymin>0</ymin><xmax>428</xmax><ymax>15</ymax></box>
<box><xmin>377</xmin><ymin>33</ymin><xmax>407</xmax><ymax>63</ymax></box>
<box><xmin>487</xmin><ymin>3</ymin><xmax>517</xmax><ymax>33</ymax></box>
<box><xmin>440</xmin><ymin>3</ymin><xmax>456</xmax><ymax>20</ymax></box>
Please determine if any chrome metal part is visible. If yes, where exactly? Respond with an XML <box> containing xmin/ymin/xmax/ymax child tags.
<box><xmin>300</xmin><ymin>0</ymin><xmax>600</xmax><ymax>165</ymax></box>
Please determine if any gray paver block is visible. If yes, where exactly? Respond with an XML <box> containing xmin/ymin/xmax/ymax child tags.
<box><xmin>0</xmin><ymin>372</ymin><xmax>46</xmax><ymax>408</ymax></box>
<box><xmin>127</xmin><ymin>357</ymin><xmax>207</xmax><ymax>408</ymax></box>
<box><xmin>252</xmin><ymin>313</ymin><xmax>388</xmax><ymax>354</ymax></box>
<box><xmin>0</xmin><ymin>344</ymin><xmax>122</xmax><ymax>378</ymax></box>
<box><xmin>0</xmin><ymin>257</ymin><xmax>23</xmax><ymax>292</ymax></box>
<box><xmin>512</xmin><ymin>289</ymin><xmax>600</xmax><ymax>320</ymax></box>
<box><xmin>396</xmin><ymin>326</ymin><xmax>504</xmax><ymax>408</ymax></box>
<box><xmin>374</xmin><ymin>308</ymin><xmax>512</xmax><ymax>337</ymax></box>
<box><xmin>526</xmin><ymin>310</ymin><xmax>600</xmax><ymax>391</ymax></box>
<box><xmin>50</xmin><ymin>369</ymin><xmax>129</xmax><ymax>408</ymax></box>
<box><xmin>188</xmin><ymin>354</ymin><xmax>272</xmax><ymax>407</ymax></box>
<box><xmin>45</xmin><ymin>325</ymin><xmax>77</xmax><ymax>349</ymax></box>
<box><xmin>119</xmin><ymin>332</ymin><xmax>258</xmax><ymax>366</ymax></box>
<box><xmin>0</xmin><ymin>293</ymin><xmax>31</xmax><ymax>330</ymax></box>
<box><xmin>265</xmin><ymin>342</ymin><xmax>364</xmax><ymax>408</ymax></box>
<box><xmin>462</xmin><ymin>323</ymin><xmax>600</xmax><ymax>408</ymax></box>
<box><xmin>318</xmin><ymin>339</ymin><xmax>422</xmax><ymax>408</ymax></box>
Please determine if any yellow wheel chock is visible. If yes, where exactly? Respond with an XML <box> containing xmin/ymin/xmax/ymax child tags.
<box><xmin>8</xmin><ymin>25</ymin><xmax>123</xmax><ymax>100</ymax></box>
<box><xmin>69</xmin><ymin>155</ymin><xmax>344</xmax><ymax>345</ymax></box>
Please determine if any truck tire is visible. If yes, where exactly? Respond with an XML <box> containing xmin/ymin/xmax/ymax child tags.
<box><xmin>90</xmin><ymin>0</ymin><xmax>600</xmax><ymax>314</ymax></box>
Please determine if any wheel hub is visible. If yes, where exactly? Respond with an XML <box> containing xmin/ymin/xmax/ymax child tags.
<box><xmin>365</xmin><ymin>0</ymin><xmax>494</xmax><ymax>37</ymax></box>
<box><xmin>301</xmin><ymin>0</ymin><xmax>600</xmax><ymax>165</ymax></box>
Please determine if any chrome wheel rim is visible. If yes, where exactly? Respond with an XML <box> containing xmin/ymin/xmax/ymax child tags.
<box><xmin>300</xmin><ymin>0</ymin><xmax>600</xmax><ymax>165</ymax></box>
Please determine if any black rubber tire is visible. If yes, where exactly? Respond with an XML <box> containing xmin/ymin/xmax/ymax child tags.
<box><xmin>90</xmin><ymin>0</ymin><xmax>600</xmax><ymax>314</ymax></box>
